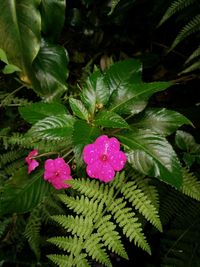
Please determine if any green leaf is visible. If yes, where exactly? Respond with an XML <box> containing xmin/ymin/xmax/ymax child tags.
<box><xmin>19</xmin><ymin>102</ymin><xmax>67</xmax><ymax>124</ymax></box>
<box><xmin>132</xmin><ymin>108</ymin><xmax>192</xmax><ymax>136</ymax></box>
<box><xmin>117</xmin><ymin>130</ymin><xmax>183</xmax><ymax>189</ymax></box>
<box><xmin>0</xmin><ymin>48</ymin><xmax>21</xmax><ymax>74</ymax></box>
<box><xmin>105</xmin><ymin>59</ymin><xmax>172</xmax><ymax>115</ymax></box>
<box><xmin>175</xmin><ymin>130</ymin><xmax>199</xmax><ymax>151</ymax></box>
<box><xmin>0</xmin><ymin>168</ymin><xmax>51</xmax><ymax>215</ymax></box>
<box><xmin>69</xmin><ymin>98</ymin><xmax>89</xmax><ymax>121</ymax></box>
<box><xmin>40</xmin><ymin>0</ymin><xmax>66</xmax><ymax>41</ymax></box>
<box><xmin>0</xmin><ymin>0</ymin><xmax>41</xmax><ymax>78</ymax></box>
<box><xmin>94</xmin><ymin>110</ymin><xmax>129</xmax><ymax>128</ymax></box>
<box><xmin>81</xmin><ymin>70</ymin><xmax>110</xmax><ymax>115</ymax></box>
<box><xmin>33</xmin><ymin>40</ymin><xmax>69</xmax><ymax>100</ymax></box>
<box><xmin>27</xmin><ymin>114</ymin><xmax>75</xmax><ymax>140</ymax></box>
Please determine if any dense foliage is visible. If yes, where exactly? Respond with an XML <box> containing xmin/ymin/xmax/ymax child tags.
<box><xmin>0</xmin><ymin>0</ymin><xmax>200</xmax><ymax>266</ymax></box>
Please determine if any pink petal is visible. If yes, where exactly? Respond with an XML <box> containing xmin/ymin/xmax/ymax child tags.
<box><xmin>44</xmin><ymin>159</ymin><xmax>55</xmax><ymax>172</ymax></box>
<box><xmin>98</xmin><ymin>162</ymin><xmax>115</xmax><ymax>182</ymax></box>
<box><xmin>108</xmin><ymin>137</ymin><xmax>120</xmax><ymax>151</ymax></box>
<box><xmin>44</xmin><ymin>170</ymin><xmax>54</xmax><ymax>181</ymax></box>
<box><xmin>86</xmin><ymin>160</ymin><xmax>102</xmax><ymax>179</ymax></box>
<box><xmin>28</xmin><ymin>159</ymin><xmax>39</xmax><ymax>174</ymax></box>
<box><xmin>83</xmin><ymin>144</ymin><xmax>99</xmax><ymax>164</ymax></box>
<box><xmin>94</xmin><ymin>135</ymin><xmax>109</xmax><ymax>146</ymax></box>
<box><xmin>109</xmin><ymin>151</ymin><xmax>127</xmax><ymax>171</ymax></box>
<box><xmin>28</xmin><ymin>149</ymin><xmax>39</xmax><ymax>158</ymax></box>
<box><xmin>54</xmin><ymin>158</ymin><xmax>71</xmax><ymax>175</ymax></box>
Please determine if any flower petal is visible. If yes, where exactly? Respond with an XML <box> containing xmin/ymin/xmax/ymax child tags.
<box><xmin>44</xmin><ymin>159</ymin><xmax>55</xmax><ymax>172</ymax></box>
<box><xmin>109</xmin><ymin>151</ymin><xmax>127</xmax><ymax>171</ymax></box>
<box><xmin>83</xmin><ymin>144</ymin><xmax>99</xmax><ymax>164</ymax></box>
<box><xmin>54</xmin><ymin>157</ymin><xmax>71</xmax><ymax>175</ymax></box>
<box><xmin>86</xmin><ymin>160</ymin><xmax>102</xmax><ymax>179</ymax></box>
<box><xmin>29</xmin><ymin>149</ymin><xmax>39</xmax><ymax>158</ymax></box>
<box><xmin>98</xmin><ymin>163</ymin><xmax>115</xmax><ymax>182</ymax></box>
<box><xmin>28</xmin><ymin>159</ymin><xmax>39</xmax><ymax>174</ymax></box>
<box><xmin>109</xmin><ymin>137</ymin><xmax>120</xmax><ymax>151</ymax></box>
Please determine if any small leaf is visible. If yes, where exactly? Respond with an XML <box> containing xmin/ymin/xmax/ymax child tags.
<box><xmin>69</xmin><ymin>98</ymin><xmax>89</xmax><ymax>121</ymax></box>
<box><xmin>27</xmin><ymin>114</ymin><xmax>75</xmax><ymax>140</ymax></box>
<box><xmin>94</xmin><ymin>110</ymin><xmax>129</xmax><ymax>128</ymax></box>
<box><xmin>0</xmin><ymin>168</ymin><xmax>51</xmax><ymax>215</ymax></box>
<box><xmin>19</xmin><ymin>102</ymin><xmax>67</xmax><ymax>124</ymax></box>
<box><xmin>132</xmin><ymin>108</ymin><xmax>192</xmax><ymax>136</ymax></box>
<box><xmin>81</xmin><ymin>70</ymin><xmax>110</xmax><ymax>115</ymax></box>
<box><xmin>117</xmin><ymin>130</ymin><xmax>183</xmax><ymax>189</ymax></box>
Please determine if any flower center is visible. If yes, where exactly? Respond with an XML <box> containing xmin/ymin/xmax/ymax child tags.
<box><xmin>55</xmin><ymin>171</ymin><xmax>60</xmax><ymax>176</ymax></box>
<box><xmin>100</xmin><ymin>154</ymin><xmax>108</xmax><ymax>161</ymax></box>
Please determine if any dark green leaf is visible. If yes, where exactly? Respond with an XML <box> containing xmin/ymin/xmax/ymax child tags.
<box><xmin>109</xmin><ymin>82</ymin><xmax>172</xmax><ymax>115</ymax></box>
<box><xmin>81</xmin><ymin>70</ymin><xmax>110</xmax><ymax>115</ymax></box>
<box><xmin>95</xmin><ymin>110</ymin><xmax>129</xmax><ymax>128</ymax></box>
<box><xmin>105</xmin><ymin>59</ymin><xmax>172</xmax><ymax>115</ymax></box>
<box><xmin>0</xmin><ymin>168</ymin><xmax>51</xmax><ymax>215</ymax></box>
<box><xmin>27</xmin><ymin>114</ymin><xmax>75</xmax><ymax>140</ymax></box>
<box><xmin>19</xmin><ymin>102</ymin><xmax>67</xmax><ymax>124</ymax></box>
<box><xmin>69</xmin><ymin>98</ymin><xmax>89</xmax><ymax>121</ymax></box>
<box><xmin>117</xmin><ymin>130</ymin><xmax>183</xmax><ymax>189</ymax></box>
<box><xmin>33</xmin><ymin>40</ymin><xmax>69</xmax><ymax>100</ymax></box>
<box><xmin>40</xmin><ymin>0</ymin><xmax>66</xmax><ymax>41</ymax></box>
<box><xmin>0</xmin><ymin>0</ymin><xmax>41</xmax><ymax>78</ymax></box>
<box><xmin>132</xmin><ymin>108</ymin><xmax>192</xmax><ymax>136</ymax></box>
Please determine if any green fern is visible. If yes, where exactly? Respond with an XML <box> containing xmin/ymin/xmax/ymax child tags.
<box><xmin>158</xmin><ymin>0</ymin><xmax>196</xmax><ymax>26</ymax></box>
<box><xmin>47</xmin><ymin>173</ymin><xmax>160</xmax><ymax>266</ymax></box>
<box><xmin>180</xmin><ymin>167</ymin><xmax>200</xmax><ymax>201</ymax></box>
<box><xmin>171</xmin><ymin>14</ymin><xmax>200</xmax><ymax>50</ymax></box>
<box><xmin>185</xmin><ymin>46</ymin><xmax>200</xmax><ymax>64</ymax></box>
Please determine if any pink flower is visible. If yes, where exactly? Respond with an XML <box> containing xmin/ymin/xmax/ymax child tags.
<box><xmin>83</xmin><ymin>135</ymin><xmax>127</xmax><ymax>182</ymax></box>
<box><xmin>25</xmin><ymin>150</ymin><xmax>39</xmax><ymax>174</ymax></box>
<box><xmin>44</xmin><ymin>158</ymin><xmax>72</xmax><ymax>190</ymax></box>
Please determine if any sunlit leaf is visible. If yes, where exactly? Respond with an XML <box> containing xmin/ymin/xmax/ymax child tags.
<box><xmin>69</xmin><ymin>98</ymin><xmax>89</xmax><ymax>121</ymax></box>
<box><xmin>94</xmin><ymin>110</ymin><xmax>129</xmax><ymax>128</ymax></box>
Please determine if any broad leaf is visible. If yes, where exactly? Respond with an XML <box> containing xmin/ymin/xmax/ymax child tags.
<box><xmin>109</xmin><ymin>82</ymin><xmax>172</xmax><ymax>115</ymax></box>
<box><xmin>0</xmin><ymin>168</ymin><xmax>51</xmax><ymax>215</ymax></box>
<box><xmin>27</xmin><ymin>114</ymin><xmax>75</xmax><ymax>140</ymax></box>
<box><xmin>40</xmin><ymin>0</ymin><xmax>66</xmax><ymax>41</ymax></box>
<box><xmin>175</xmin><ymin>130</ymin><xmax>199</xmax><ymax>152</ymax></box>
<box><xmin>117</xmin><ymin>130</ymin><xmax>183</xmax><ymax>189</ymax></box>
<box><xmin>33</xmin><ymin>40</ymin><xmax>69</xmax><ymax>99</ymax></box>
<box><xmin>94</xmin><ymin>110</ymin><xmax>129</xmax><ymax>128</ymax></box>
<box><xmin>19</xmin><ymin>102</ymin><xmax>67</xmax><ymax>124</ymax></box>
<box><xmin>69</xmin><ymin>98</ymin><xmax>89</xmax><ymax>121</ymax></box>
<box><xmin>0</xmin><ymin>0</ymin><xmax>41</xmax><ymax>78</ymax></box>
<box><xmin>81</xmin><ymin>70</ymin><xmax>110</xmax><ymax>115</ymax></box>
<box><xmin>0</xmin><ymin>48</ymin><xmax>21</xmax><ymax>74</ymax></box>
<box><xmin>132</xmin><ymin>108</ymin><xmax>192</xmax><ymax>136</ymax></box>
<box><xmin>105</xmin><ymin>59</ymin><xmax>172</xmax><ymax>115</ymax></box>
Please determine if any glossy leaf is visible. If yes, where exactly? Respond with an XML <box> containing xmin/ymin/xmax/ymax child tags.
<box><xmin>0</xmin><ymin>168</ymin><xmax>51</xmax><ymax>215</ymax></box>
<box><xmin>81</xmin><ymin>70</ymin><xmax>110</xmax><ymax>115</ymax></box>
<box><xmin>69</xmin><ymin>98</ymin><xmax>89</xmax><ymax>121</ymax></box>
<box><xmin>0</xmin><ymin>0</ymin><xmax>41</xmax><ymax>78</ymax></box>
<box><xmin>27</xmin><ymin>114</ymin><xmax>75</xmax><ymax>140</ymax></box>
<box><xmin>33</xmin><ymin>40</ymin><xmax>69</xmax><ymax>99</ymax></box>
<box><xmin>105</xmin><ymin>59</ymin><xmax>172</xmax><ymax>115</ymax></box>
<box><xmin>0</xmin><ymin>48</ymin><xmax>21</xmax><ymax>74</ymax></box>
<box><xmin>117</xmin><ymin>130</ymin><xmax>183</xmax><ymax>189</ymax></box>
<box><xmin>132</xmin><ymin>108</ymin><xmax>192</xmax><ymax>136</ymax></box>
<box><xmin>40</xmin><ymin>0</ymin><xmax>66</xmax><ymax>41</ymax></box>
<box><xmin>19</xmin><ymin>102</ymin><xmax>67</xmax><ymax>124</ymax></box>
<box><xmin>94</xmin><ymin>110</ymin><xmax>129</xmax><ymax>128</ymax></box>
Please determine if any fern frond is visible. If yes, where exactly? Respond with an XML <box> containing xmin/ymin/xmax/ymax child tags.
<box><xmin>48</xmin><ymin>236</ymin><xmax>83</xmax><ymax>255</ymax></box>
<box><xmin>171</xmin><ymin>14</ymin><xmax>200</xmax><ymax>50</ymax></box>
<box><xmin>121</xmin><ymin>180</ymin><xmax>162</xmax><ymax>231</ymax></box>
<box><xmin>181</xmin><ymin>60</ymin><xmax>200</xmax><ymax>74</ymax></box>
<box><xmin>24</xmin><ymin>205</ymin><xmax>42</xmax><ymax>260</ymax></box>
<box><xmin>108</xmin><ymin>197</ymin><xmax>151</xmax><ymax>254</ymax></box>
<box><xmin>158</xmin><ymin>0</ymin><xmax>195</xmax><ymax>26</ymax></box>
<box><xmin>47</xmin><ymin>254</ymin><xmax>72</xmax><ymax>267</ymax></box>
<box><xmin>180</xmin><ymin>167</ymin><xmax>200</xmax><ymax>201</ymax></box>
<box><xmin>83</xmin><ymin>234</ymin><xmax>112</xmax><ymax>267</ymax></box>
<box><xmin>0</xmin><ymin>217</ymin><xmax>12</xmax><ymax>238</ymax></box>
<box><xmin>185</xmin><ymin>46</ymin><xmax>200</xmax><ymax>64</ymax></box>
<box><xmin>57</xmin><ymin>194</ymin><xmax>104</xmax><ymax>219</ymax></box>
<box><xmin>51</xmin><ymin>215</ymin><xmax>93</xmax><ymax>238</ymax></box>
<box><xmin>0</xmin><ymin>150</ymin><xmax>25</xmax><ymax>167</ymax></box>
